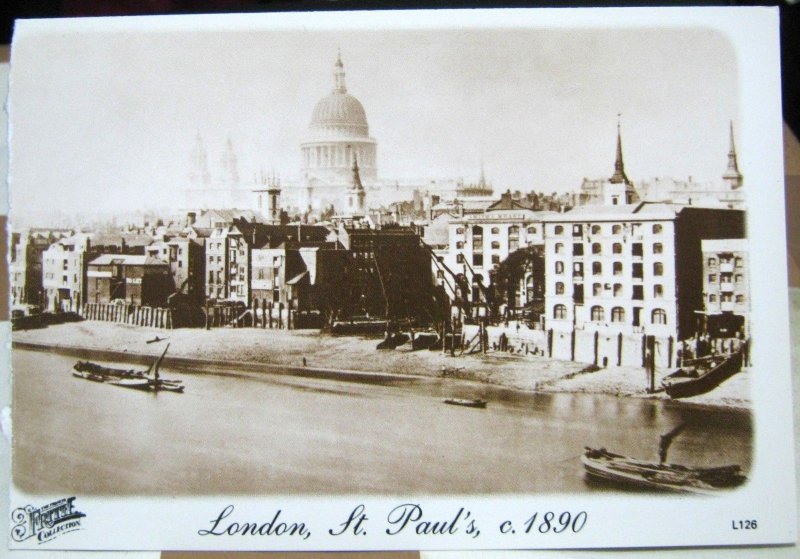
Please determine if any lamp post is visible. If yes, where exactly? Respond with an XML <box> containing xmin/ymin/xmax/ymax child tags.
<box><xmin>476</xmin><ymin>302</ymin><xmax>488</xmax><ymax>354</ymax></box>
<box><xmin>449</xmin><ymin>302</ymin><xmax>461</xmax><ymax>356</ymax></box>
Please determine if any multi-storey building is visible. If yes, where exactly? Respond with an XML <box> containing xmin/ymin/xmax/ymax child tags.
<box><xmin>205</xmin><ymin>224</ymin><xmax>249</xmax><ymax>303</ymax></box>
<box><xmin>700</xmin><ymin>238</ymin><xmax>750</xmax><ymax>338</ymax></box>
<box><xmin>10</xmin><ymin>228</ymin><xmax>72</xmax><ymax>311</ymax></box>
<box><xmin>542</xmin><ymin>203</ymin><xmax>745</xmax><ymax>366</ymax></box>
<box><xmin>444</xmin><ymin>191</ymin><xmax>551</xmax><ymax>310</ymax></box>
<box><xmin>146</xmin><ymin>236</ymin><xmax>206</xmax><ymax>304</ymax></box>
<box><xmin>206</xmin><ymin>218</ymin><xmax>331</xmax><ymax>305</ymax></box>
<box><xmin>42</xmin><ymin>234</ymin><xmax>90</xmax><ymax>312</ymax></box>
<box><xmin>87</xmin><ymin>254</ymin><xmax>172</xmax><ymax>307</ymax></box>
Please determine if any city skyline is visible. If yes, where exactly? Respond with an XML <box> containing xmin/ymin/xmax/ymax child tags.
<box><xmin>10</xmin><ymin>15</ymin><xmax>738</xmax><ymax>221</ymax></box>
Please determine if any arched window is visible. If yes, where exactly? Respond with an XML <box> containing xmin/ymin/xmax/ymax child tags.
<box><xmin>611</xmin><ymin>307</ymin><xmax>625</xmax><ymax>322</ymax></box>
<box><xmin>653</xmin><ymin>284</ymin><xmax>664</xmax><ymax>298</ymax></box>
<box><xmin>456</xmin><ymin>227</ymin><xmax>464</xmax><ymax>235</ymax></box>
<box><xmin>591</xmin><ymin>305</ymin><xmax>604</xmax><ymax>321</ymax></box>
<box><xmin>612</xmin><ymin>224</ymin><xmax>622</xmax><ymax>235</ymax></box>
<box><xmin>653</xmin><ymin>224</ymin><xmax>663</xmax><ymax>234</ymax></box>
<box><xmin>491</xmin><ymin>227</ymin><xmax>500</xmax><ymax>234</ymax></box>
<box><xmin>491</xmin><ymin>241</ymin><xmax>500</xmax><ymax>249</ymax></box>
<box><xmin>708</xmin><ymin>257</ymin><xmax>717</xmax><ymax>267</ymax></box>
<box><xmin>612</xmin><ymin>243</ymin><xmax>622</xmax><ymax>254</ymax></box>
<box><xmin>593</xmin><ymin>283</ymin><xmax>602</xmax><ymax>296</ymax></box>
<box><xmin>736</xmin><ymin>294</ymin><xmax>744</xmax><ymax>303</ymax></box>
<box><xmin>554</xmin><ymin>304</ymin><xmax>567</xmax><ymax>320</ymax></box>
<box><xmin>592</xmin><ymin>262</ymin><xmax>602</xmax><ymax>274</ymax></box>
<box><xmin>555</xmin><ymin>261</ymin><xmax>564</xmax><ymax>274</ymax></box>
<box><xmin>735</xmin><ymin>274</ymin><xmax>743</xmax><ymax>283</ymax></box>
<box><xmin>591</xmin><ymin>225</ymin><xmax>601</xmax><ymax>235</ymax></box>
<box><xmin>735</xmin><ymin>257</ymin><xmax>743</xmax><ymax>268</ymax></box>
<box><xmin>456</xmin><ymin>241</ymin><xmax>464</xmax><ymax>249</ymax></box>
<box><xmin>527</xmin><ymin>226</ymin><xmax>537</xmax><ymax>235</ymax></box>
<box><xmin>652</xmin><ymin>308</ymin><xmax>667</xmax><ymax>325</ymax></box>
<box><xmin>613</xmin><ymin>262</ymin><xmax>623</xmax><ymax>275</ymax></box>
<box><xmin>709</xmin><ymin>294</ymin><xmax>717</xmax><ymax>303</ymax></box>
<box><xmin>592</xmin><ymin>243</ymin><xmax>601</xmax><ymax>254</ymax></box>
<box><xmin>555</xmin><ymin>242</ymin><xmax>564</xmax><ymax>254</ymax></box>
<box><xmin>554</xmin><ymin>225</ymin><xmax>564</xmax><ymax>235</ymax></box>
<box><xmin>653</xmin><ymin>262</ymin><xmax>664</xmax><ymax>276</ymax></box>
<box><xmin>653</xmin><ymin>243</ymin><xmax>663</xmax><ymax>254</ymax></box>
<box><xmin>556</xmin><ymin>282</ymin><xmax>565</xmax><ymax>295</ymax></box>
<box><xmin>613</xmin><ymin>283</ymin><xmax>622</xmax><ymax>297</ymax></box>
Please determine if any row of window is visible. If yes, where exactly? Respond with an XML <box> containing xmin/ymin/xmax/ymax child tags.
<box><xmin>708</xmin><ymin>273</ymin><xmax>744</xmax><ymax>284</ymax></box>
<box><xmin>552</xmin><ymin>223</ymin><xmax>664</xmax><ymax>236</ymax></box>
<box><xmin>554</xmin><ymin>261</ymin><xmax>664</xmax><ymax>276</ymax></box>
<box><xmin>707</xmin><ymin>256</ymin><xmax>744</xmax><ymax>268</ymax></box>
<box><xmin>709</xmin><ymin>293</ymin><xmax>745</xmax><ymax>303</ymax></box>
<box><xmin>455</xmin><ymin>225</ymin><xmax>536</xmax><ymax>236</ymax></box>
<box><xmin>553</xmin><ymin>304</ymin><xmax>668</xmax><ymax>324</ymax></box>
<box><xmin>555</xmin><ymin>242</ymin><xmax>663</xmax><ymax>255</ymax></box>
<box><xmin>554</xmin><ymin>282</ymin><xmax>665</xmax><ymax>298</ymax></box>
<box><xmin>455</xmin><ymin>222</ymin><xmax>666</xmax><ymax>239</ymax></box>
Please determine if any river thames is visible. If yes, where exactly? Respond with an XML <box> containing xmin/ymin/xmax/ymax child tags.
<box><xmin>12</xmin><ymin>349</ymin><xmax>752</xmax><ymax>495</ymax></box>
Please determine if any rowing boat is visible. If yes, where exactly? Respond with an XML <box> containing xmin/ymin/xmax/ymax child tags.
<box><xmin>443</xmin><ymin>398</ymin><xmax>487</xmax><ymax>409</ymax></box>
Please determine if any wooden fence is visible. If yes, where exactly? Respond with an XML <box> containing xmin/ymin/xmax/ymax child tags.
<box><xmin>82</xmin><ymin>303</ymin><xmax>174</xmax><ymax>329</ymax></box>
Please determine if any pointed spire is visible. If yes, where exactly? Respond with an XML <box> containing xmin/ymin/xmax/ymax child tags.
<box><xmin>333</xmin><ymin>50</ymin><xmax>347</xmax><ymax>94</ymax></box>
<box><xmin>350</xmin><ymin>151</ymin><xmax>363</xmax><ymax>191</ymax></box>
<box><xmin>609</xmin><ymin>115</ymin><xmax>631</xmax><ymax>185</ymax></box>
<box><xmin>723</xmin><ymin>120</ymin><xmax>743</xmax><ymax>188</ymax></box>
<box><xmin>478</xmin><ymin>162</ymin><xmax>486</xmax><ymax>189</ymax></box>
<box><xmin>189</xmin><ymin>132</ymin><xmax>210</xmax><ymax>186</ymax></box>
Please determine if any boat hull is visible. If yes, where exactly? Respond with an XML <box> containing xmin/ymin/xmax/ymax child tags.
<box><xmin>662</xmin><ymin>351</ymin><xmax>743</xmax><ymax>399</ymax></box>
<box><xmin>582</xmin><ymin>448</ymin><xmax>745</xmax><ymax>494</ymax></box>
<box><xmin>443</xmin><ymin>398</ymin><xmax>487</xmax><ymax>409</ymax></box>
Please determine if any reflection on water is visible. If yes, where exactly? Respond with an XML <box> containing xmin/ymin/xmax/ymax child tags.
<box><xmin>12</xmin><ymin>349</ymin><xmax>751</xmax><ymax>496</ymax></box>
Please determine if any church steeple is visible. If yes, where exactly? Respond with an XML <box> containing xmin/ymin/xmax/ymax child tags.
<box><xmin>723</xmin><ymin>121</ymin><xmax>743</xmax><ymax>189</ymax></box>
<box><xmin>333</xmin><ymin>50</ymin><xmax>347</xmax><ymax>94</ymax></box>
<box><xmin>347</xmin><ymin>151</ymin><xmax>366</xmax><ymax>215</ymax></box>
<box><xmin>609</xmin><ymin>117</ymin><xmax>631</xmax><ymax>185</ymax></box>
<box><xmin>351</xmin><ymin>152</ymin><xmax>364</xmax><ymax>191</ymax></box>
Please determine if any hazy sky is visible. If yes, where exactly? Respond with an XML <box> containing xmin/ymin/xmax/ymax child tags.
<box><xmin>9</xmin><ymin>12</ymin><xmax>738</xmax><ymax>218</ymax></box>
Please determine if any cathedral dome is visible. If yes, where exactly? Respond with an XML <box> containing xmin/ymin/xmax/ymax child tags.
<box><xmin>308</xmin><ymin>53</ymin><xmax>370</xmax><ymax>138</ymax></box>
<box><xmin>310</xmin><ymin>91</ymin><xmax>369</xmax><ymax>136</ymax></box>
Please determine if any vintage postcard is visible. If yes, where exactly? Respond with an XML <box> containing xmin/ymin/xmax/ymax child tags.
<box><xmin>6</xmin><ymin>7</ymin><xmax>796</xmax><ymax>552</ymax></box>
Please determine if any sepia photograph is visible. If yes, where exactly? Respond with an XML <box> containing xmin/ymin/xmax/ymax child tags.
<box><xmin>6</xmin><ymin>7</ymin><xmax>795</xmax><ymax>551</ymax></box>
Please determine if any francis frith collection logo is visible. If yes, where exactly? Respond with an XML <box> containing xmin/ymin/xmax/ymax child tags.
<box><xmin>11</xmin><ymin>497</ymin><xmax>86</xmax><ymax>543</ymax></box>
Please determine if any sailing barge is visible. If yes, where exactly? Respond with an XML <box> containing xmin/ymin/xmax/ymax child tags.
<box><xmin>72</xmin><ymin>344</ymin><xmax>184</xmax><ymax>393</ymax></box>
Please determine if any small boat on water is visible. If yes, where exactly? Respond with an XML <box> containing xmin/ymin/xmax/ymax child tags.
<box><xmin>73</xmin><ymin>361</ymin><xmax>147</xmax><ymax>379</ymax></box>
<box><xmin>72</xmin><ymin>344</ymin><xmax>184</xmax><ymax>393</ymax></box>
<box><xmin>443</xmin><ymin>398</ymin><xmax>487</xmax><ymax>409</ymax></box>
<box><xmin>661</xmin><ymin>351</ymin><xmax>743</xmax><ymax>399</ymax></box>
<box><xmin>582</xmin><ymin>447</ymin><xmax>746</xmax><ymax>494</ymax></box>
<box><xmin>108</xmin><ymin>376</ymin><xmax>184</xmax><ymax>393</ymax></box>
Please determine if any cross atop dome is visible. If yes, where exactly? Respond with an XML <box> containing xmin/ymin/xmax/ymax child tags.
<box><xmin>333</xmin><ymin>51</ymin><xmax>347</xmax><ymax>93</ymax></box>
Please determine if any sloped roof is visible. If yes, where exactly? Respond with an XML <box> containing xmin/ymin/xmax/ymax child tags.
<box><xmin>89</xmin><ymin>254</ymin><xmax>168</xmax><ymax>267</ymax></box>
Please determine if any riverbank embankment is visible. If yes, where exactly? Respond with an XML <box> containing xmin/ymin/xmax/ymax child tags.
<box><xmin>11</xmin><ymin>321</ymin><xmax>751</xmax><ymax>409</ymax></box>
